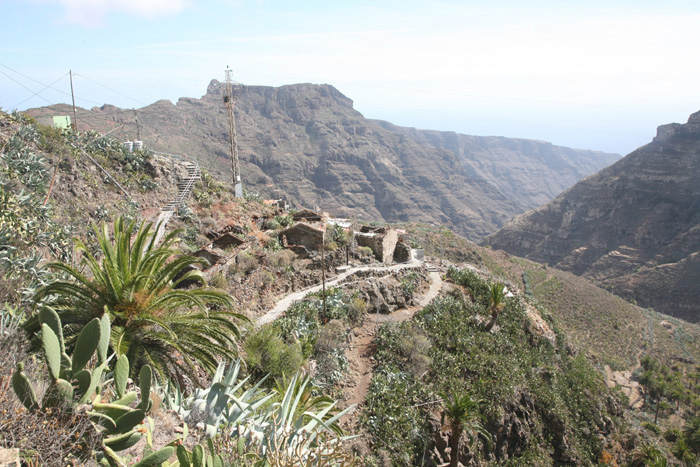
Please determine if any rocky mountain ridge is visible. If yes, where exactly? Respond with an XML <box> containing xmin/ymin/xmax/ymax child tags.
<box><xmin>485</xmin><ymin>110</ymin><xmax>700</xmax><ymax>321</ymax></box>
<box><xmin>28</xmin><ymin>81</ymin><xmax>617</xmax><ymax>240</ymax></box>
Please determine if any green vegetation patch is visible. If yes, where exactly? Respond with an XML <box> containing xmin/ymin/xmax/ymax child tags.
<box><xmin>362</xmin><ymin>267</ymin><xmax>621</xmax><ymax>466</ymax></box>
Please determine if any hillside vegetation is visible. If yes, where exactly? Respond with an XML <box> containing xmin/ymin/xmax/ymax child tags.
<box><xmin>2</xmin><ymin>110</ymin><xmax>699</xmax><ymax>466</ymax></box>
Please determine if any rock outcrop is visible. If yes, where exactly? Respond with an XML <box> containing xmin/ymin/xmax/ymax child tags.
<box><xmin>485</xmin><ymin>110</ymin><xmax>700</xmax><ymax>321</ymax></box>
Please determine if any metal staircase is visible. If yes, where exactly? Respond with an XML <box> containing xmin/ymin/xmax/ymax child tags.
<box><xmin>153</xmin><ymin>157</ymin><xmax>200</xmax><ymax>245</ymax></box>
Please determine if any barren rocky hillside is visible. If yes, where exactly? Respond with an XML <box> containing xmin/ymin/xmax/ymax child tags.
<box><xmin>28</xmin><ymin>81</ymin><xmax>617</xmax><ymax>240</ymax></box>
<box><xmin>485</xmin><ymin>110</ymin><xmax>700</xmax><ymax>322</ymax></box>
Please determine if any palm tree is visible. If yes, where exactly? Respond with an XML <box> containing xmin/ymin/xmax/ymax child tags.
<box><xmin>32</xmin><ymin>216</ymin><xmax>247</xmax><ymax>384</ymax></box>
<box><xmin>672</xmin><ymin>438</ymin><xmax>697</xmax><ymax>467</ymax></box>
<box><xmin>630</xmin><ymin>443</ymin><xmax>667</xmax><ymax>467</ymax></box>
<box><xmin>440</xmin><ymin>391</ymin><xmax>492</xmax><ymax>467</ymax></box>
<box><xmin>483</xmin><ymin>283</ymin><xmax>506</xmax><ymax>332</ymax></box>
<box><xmin>684</xmin><ymin>417</ymin><xmax>700</xmax><ymax>454</ymax></box>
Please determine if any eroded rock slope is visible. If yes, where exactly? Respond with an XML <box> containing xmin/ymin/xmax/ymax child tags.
<box><xmin>486</xmin><ymin>111</ymin><xmax>700</xmax><ymax>321</ymax></box>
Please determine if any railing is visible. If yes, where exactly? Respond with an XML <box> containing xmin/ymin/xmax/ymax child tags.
<box><xmin>152</xmin><ymin>154</ymin><xmax>201</xmax><ymax>245</ymax></box>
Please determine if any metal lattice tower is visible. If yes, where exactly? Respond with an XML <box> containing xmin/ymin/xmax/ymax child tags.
<box><xmin>224</xmin><ymin>66</ymin><xmax>243</xmax><ymax>197</ymax></box>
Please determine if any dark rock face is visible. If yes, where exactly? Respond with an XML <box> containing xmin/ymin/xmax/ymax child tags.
<box><xmin>486</xmin><ymin>111</ymin><xmax>700</xmax><ymax>321</ymax></box>
<box><xmin>44</xmin><ymin>82</ymin><xmax>616</xmax><ymax>241</ymax></box>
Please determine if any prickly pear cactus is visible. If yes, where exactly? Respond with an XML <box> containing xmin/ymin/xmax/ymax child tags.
<box><xmin>12</xmin><ymin>306</ymin><xmax>159</xmax><ymax>464</ymax></box>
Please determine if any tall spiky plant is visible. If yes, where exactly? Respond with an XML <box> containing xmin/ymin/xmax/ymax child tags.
<box><xmin>440</xmin><ymin>391</ymin><xmax>492</xmax><ymax>467</ymax></box>
<box><xmin>32</xmin><ymin>216</ymin><xmax>247</xmax><ymax>383</ymax></box>
<box><xmin>483</xmin><ymin>283</ymin><xmax>506</xmax><ymax>332</ymax></box>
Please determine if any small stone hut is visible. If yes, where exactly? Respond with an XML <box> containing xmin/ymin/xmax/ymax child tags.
<box><xmin>212</xmin><ymin>232</ymin><xmax>246</xmax><ymax>250</ymax></box>
<box><xmin>356</xmin><ymin>226</ymin><xmax>398</xmax><ymax>263</ymax></box>
<box><xmin>292</xmin><ymin>209</ymin><xmax>323</xmax><ymax>223</ymax></box>
<box><xmin>191</xmin><ymin>247</ymin><xmax>226</xmax><ymax>269</ymax></box>
<box><xmin>279</xmin><ymin>223</ymin><xmax>324</xmax><ymax>251</ymax></box>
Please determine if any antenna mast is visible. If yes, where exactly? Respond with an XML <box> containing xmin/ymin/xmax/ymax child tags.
<box><xmin>224</xmin><ymin>66</ymin><xmax>242</xmax><ymax>198</ymax></box>
<box><xmin>133</xmin><ymin>108</ymin><xmax>141</xmax><ymax>141</ymax></box>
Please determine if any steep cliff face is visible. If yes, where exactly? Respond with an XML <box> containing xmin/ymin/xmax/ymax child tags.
<box><xmin>485</xmin><ymin>111</ymin><xmax>700</xmax><ymax>321</ymax></box>
<box><xmin>29</xmin><ymin>81</ymin><xmax>615</xmax><ymax>240</ymax></box>
<box><xmin>375</xmin><ymin>121</ymin><xmax>619</xmax><ymax>210</ymax></box>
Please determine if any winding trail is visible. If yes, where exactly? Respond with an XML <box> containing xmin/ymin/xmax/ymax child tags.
<box><xmin>256</xmin><ymin>259</ymin><xmax>423</xmax><ymax>326</ymax></box>
<box><xmin>252</xmin><ymin>257</ymin><xmax>446</xmax><ymax>430</ymax></box>
<box><xmin>342</xmin><ymin>270</ymin><xmax>444</xmax><ymax>429</ymax></box>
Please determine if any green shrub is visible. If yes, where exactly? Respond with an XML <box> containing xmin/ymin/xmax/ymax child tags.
<box><xmin>268</xmin><ymin>249</ymin><xmax>296</xmax><ymax>270</ymax></box>
<box><xmin>236</xmin><ymin>250</ymin><xmax>258</xmax><ymax>275</ymax></box>
<box><xmin>210</xmin><ymin>272</ymin><xmax>227</xmax><ymax>289</ymax></box>
<box><xmin>358</xmin><ymin>246</ymin><xmax>373</xmax><ymax>257</ymax></box>
<box><xmin>264</xmin><ymin>237</ymin><xmax>283</xmax><ymax>252</ymax></box>
<box><xmin>447</xmin><ymin>266</ymin><xmax>491</xmax><ymax>307</ymax></box>
<box><xmin>278</xmin><ymin>302</ymin><xmax>319</xmax><ymax>358</ymax></box>
<box><xmin>244</xmin><ymin>325</ymin><xmax>305</xmax><ymax>380</ymax></box>
<box><xmin>275</xmin><ymin>214</ymin><xmax>293</xmax><ymax>228</ymax></box>
<box><xmin>400</xmin><ymin>271</ymin><xmax>419</xmax><ymax>299</ymax></box>
<box><xmin>243</xmin><ymin>190</ymin><xmax>263</xmax><ymax>203</ymax></box>
<box><xmin>664</xmin><ymin>428</ymin><xmax>682</xmax><ymax>443</ymax></box>
<box><xmin>314</xmin><ymin>320</ymin><xmax>349</xmax><ymax>388</ymax></box>
<box><xmin>327</xmin><ymin>223</ymin><xmax>348</xmax><ymax>246</ymax></box>
<box><xmin>347</xmin><ymin>295</ymin><xmax>368</xmax><ymax>325</ymax></box>
<box><xmin>264</xmin><ymin>219</ymin><xmax>281</xmax><ymax>230</ymax></box>
<box><xmin>260</xmin><ymin>270</ymin><xmax>276</xmax><ymax>287</ymax></box>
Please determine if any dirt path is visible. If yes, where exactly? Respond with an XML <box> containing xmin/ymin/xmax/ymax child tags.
<box><xmin>253</xmin><ymin>258</ymin><xmax>444</xmax><ymax>432</ymax></box>
<box><xmin>256</xmin><ymin>260</ymin><xmax>422</xmax><ymax>326</ymax></box>
<box><xmin>341</xmin><ymin>271</ymin><xmax>443</xmax><ymax>430</ymax></box>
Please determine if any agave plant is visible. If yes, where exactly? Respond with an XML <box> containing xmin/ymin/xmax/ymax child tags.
<box><xmin>233</xmin><ymin>372</ymin><xmax>355</xmax><ymax>461</ymax></box>
<box><xmin>182</xmin><ymin>360</ymin><xmax>273</xmax><ymax>438</ymax></box>
<box><xmin>32</xmin><ymin>216</ymin><xmax>247</xmax><ymax>383</ymax></box>
<box><xmin>160</xmin><ymin>362</ymin><xmax>355</xmax><ymax>465</ymax></box>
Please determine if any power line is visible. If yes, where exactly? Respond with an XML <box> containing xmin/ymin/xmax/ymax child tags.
<box><xmin>0</xmin><ymin>69</ymin><xmax>54</xmax><ymax>107</ymax></box>
<box><xmin>0</xmin><ymin>62</ymin><xmax>59</xmax><ymax>90</ymax></box>
<box><xmin>10</xmin><ymin>72</ymin><xmax>69</xmax><ymax>109</ymax></box>
<box><xmin>0</xmin><ymin>64</ymin><xmax>103</xmax><ymax>108</ymax></box>
<box><xmin>73</xmin><ymin>73</ymin><xmax>148</xmax><ymax>107</ymax></box>
<box><xmin>0</xmin><ymin>63</ymin><xmax>144</xmax><ymax>110</ymax></box>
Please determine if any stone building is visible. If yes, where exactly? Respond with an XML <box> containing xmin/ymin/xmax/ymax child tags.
<box><xmin>356</xmin><ymin>226</ymin><xmax>398</xmax><ymax>263</ymax></box>
<box><xmin>292</xmin><ymin>209</ymin><xmax>323</xmax><ymax>223</ymax></box>
<box><xmin>279</xmin><ymin>223</ymin><xmax>324</xmax><ymax>251</ymax></box>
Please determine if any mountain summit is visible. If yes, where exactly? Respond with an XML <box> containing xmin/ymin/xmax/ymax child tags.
<box><xmin>486</xmin><ymin>110</ymin><xmax>700</xmax><ymax>321</ymax></box>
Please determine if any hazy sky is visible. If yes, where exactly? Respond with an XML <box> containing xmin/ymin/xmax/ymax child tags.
<box><xmin>2</xmin><ymin>0</ymin><xmax>700</xmax><ymax>155</ymax></box>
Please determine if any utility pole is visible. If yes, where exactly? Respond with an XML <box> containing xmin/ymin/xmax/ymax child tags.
<box><xmin>69</xmin><ymin>70</ymin><xmax>78</xmax><ymax>132</ymax></box>
<box><xmin>224</xmin><ymin>66</ymin><xmax>242</xmax><ymax>197</ymax></box>
<box><xmin>133</xmin><ymin>108</ymin><xmax>141</xmax><ymax>141</ymax></box>
<box><xmin>321</xmin><ymin>226</ymin><xmax>327</xmax><ymax>325</ymax></box>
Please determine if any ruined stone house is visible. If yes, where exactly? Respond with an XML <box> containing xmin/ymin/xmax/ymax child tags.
<box><xmin>278</xmin><ymin>223</ymin><xmax>324</xmax><ymax>251</ymax></box>
<box><xmin>212</xmin><ymin>232</ymin><xmax>246</xmax><ymax>250</ymax></box>
<box><xmin>292</xmin><ymin>209</ymin><xmax>323</xmax><ymax>223</ymax></box>
<box><xmin>355</xmin><ymin>226</ymin><xmax>399</xmax><ymax>263</ymax></box>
